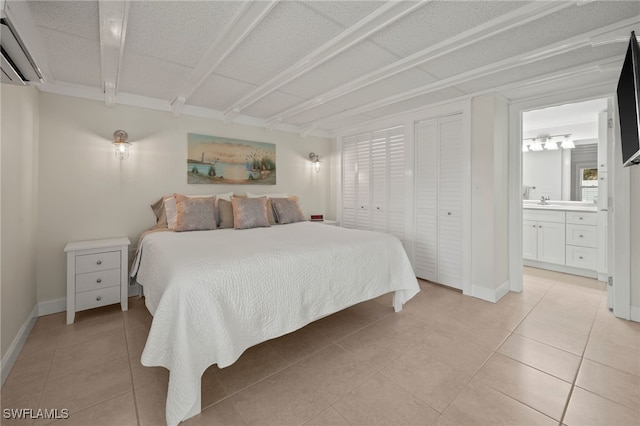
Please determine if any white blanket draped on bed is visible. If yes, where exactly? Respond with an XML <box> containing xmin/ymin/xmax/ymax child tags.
<box><xmin>132</xmin><ymin>222</ymin><xmax>419</xmax><ymax>426</ymax></box>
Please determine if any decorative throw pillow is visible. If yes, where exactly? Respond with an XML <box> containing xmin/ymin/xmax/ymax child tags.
<box><xmin>271</xmin><ymin>198</ymin><xmax>306</xmax><ymax>224</ymax></box>
<box><xmin>150</xmin><ymin>196</ymin><xmax>169</xmax><ymax>228</ymax></box>
<box><xmin>173</xmin><ymin>193</ymin><xmax>217</xmax><ymax>232</ymax></box>
<box><xmin>164</xmin><ymin>197</ymin><xmax>178</xmax><ymax>229</ymax></box>
<box><xmin>217</xmin><ymin>199</ymin><xmax>234</xmax><ymax>229</ymax></box>
<box><xmin>231</xmin><ymin>197</ymin><xmax>270</xmax><ymax>230</ymax></box>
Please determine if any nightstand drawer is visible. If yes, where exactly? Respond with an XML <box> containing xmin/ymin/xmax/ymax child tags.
<box><xmin>566</xmin><ymin>245</ymin><xmax>597</xmax><ymax>269</ymax></box>
<box><xmin>76</xmin><ymin>268</ymin><xmax>121</xmax><ymax>293</ymax></box>
<box><xmin>566</xmin><ymin>224</ymin><xmax>597</xmax><ymax>248</ymax></box>
<box><xmin>75</xmin><ymin>286</ymin><xmax>120</xmax><ymax>311</ymax></box>
<box><xmin>75</xmin><ymin>251</ymin><xmax>120</xmax><ymax>274</ymax></box>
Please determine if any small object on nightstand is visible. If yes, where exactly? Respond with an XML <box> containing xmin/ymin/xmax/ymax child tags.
<box><xmin>64</xmin><ymin>237</ymin><xmax>131</xmax><ymax>324</ymax></box>
<box><xmin>310</xmin><ymin>214</ymin><xmax>324</xmax><ymax>221</ymax></box>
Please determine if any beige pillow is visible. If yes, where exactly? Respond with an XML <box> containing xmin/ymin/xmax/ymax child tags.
<box><xmin>218</xmin><ymin>199</ymin><xmax>234</xmax><ymax>229</ymax></box>
<box><xmin>231</xmin><ymin>197</ymin><xmax>270</xmax><ymax>230</ymax></box>
<box><xmin>174</xmin><ymin>193</ymin><xmax>217</xmax><ymax>232</ymax></box>
<box><xmin>150</xmin><ymin>196</ymin><xmax>171</xmax><ymax>228</ymax></box>
<box><xmin>271</xmin><ymin>198</ymin><xmax>306</xmax><ymax>224</ymax></box>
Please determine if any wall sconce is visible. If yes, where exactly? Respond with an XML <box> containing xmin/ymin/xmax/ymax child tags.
<box><xmin>308</xmin><ymin>152</ymin><xmax>320</xmax><ymax>172</ymax></box>
<box><xmin>113</xmin><ymin>130</ymin><xmax>131</xmax><ymax>160</ymax></box>
<box><xmin>560</xmin><ymin>135</ymin><xmax>575</xmax><ymax>149</ymax></box>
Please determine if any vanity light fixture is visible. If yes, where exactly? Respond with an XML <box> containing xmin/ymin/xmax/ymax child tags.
<box><xmin>529</xmin><ymin>138</ymin><xmax>544</xmax><ymax>151</ymax></box>
<box><xmin>543</xmin><ymin>137</ymin><xmax>558</xmax><ymax>150</ymax></box>
<box><xmin>308</xmin><ymin>152</ymin><xmax>321</xmax><ymax>172</ymax></box>
<box><xmin>560</xmin><ymin>135</ymin><xmax>575</xmax><ymax>149</ymax></box>
<box><xmin>113</xmin><ymin>130</ymin><xmax>131</xmax><ymax>160</ymax></box>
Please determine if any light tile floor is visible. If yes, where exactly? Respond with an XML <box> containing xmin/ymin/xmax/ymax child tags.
<box><xmin>2</xmin><ymin>267</ymin><xmax>639</xmax><ymax>425</ymax></box>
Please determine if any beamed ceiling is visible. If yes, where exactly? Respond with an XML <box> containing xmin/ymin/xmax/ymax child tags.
<box><xmin>24</xmin><ymin>0</ymin><xmax>640</xmax><ymax>137</ymax></box>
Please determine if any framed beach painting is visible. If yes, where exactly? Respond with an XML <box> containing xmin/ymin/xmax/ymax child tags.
<box><xmin>187</xmin><ymin>133</ymin><xmax>276</xmax><ymax>185</ymax></box>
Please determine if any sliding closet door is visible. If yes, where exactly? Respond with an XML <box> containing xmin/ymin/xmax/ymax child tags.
<box><xmin>415</xmin><ymin>120</ymin><xmax>439</xmax><ymax>282</ymax></box>
<box><xmin>387</xmin><ymin>127</ymin><xmax>406</xmax><ymax>242</ymax></box>
<box><xmin>356</xmin><ymin>134</ymin><xmax>371</xmax><ymax>229</ymax></box>
<box><xmin>414</xmin><ymin>114</ymin><xmax>464</xmax><ymax>290</ymax></box>
<box><xmin>370</xmin><ymin>130</ymin><xmax>388</xmax><ymax>233</ymax></box>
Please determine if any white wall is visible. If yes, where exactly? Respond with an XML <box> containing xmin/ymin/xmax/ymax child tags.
<box><xmin>36</xmin><ymin>93</ymin><xmax>333</xmax><ymax>303</ymax></box>
<box><xmin>632</xmin><ymin>165</ymin><xmax>639</xmax><ymax>310</ymax></box>
<box><xmin>470</xmin><ymin>94</ymin><xmax>510</xmax><ymax>299</ymax></box>
<box><xmin>1</xmin><ymin>85</ymin><xmax>39</xmax><ymax>360</ymax></box>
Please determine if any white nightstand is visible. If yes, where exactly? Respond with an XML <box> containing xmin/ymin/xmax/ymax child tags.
<box><xmin>64</xmin><ymin>237</ymin><xmax>131</xmax><ymax>324</ymax></box>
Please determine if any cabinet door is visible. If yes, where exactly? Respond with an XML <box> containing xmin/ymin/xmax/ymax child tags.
<box><xmin>342</xmin><ymin>136</ymin><xmax>357</xmax><ymax>229</ymax></box>
<box><xmin>523</xmin><ymin>220</ymin><xmax>538</xmax><ymax>260</ymax></box>
<box><xmin>414</xmin><ymin>120</ymin><xmax>438</xmax><ymax>281</ymax></box>
<box><xmin>537</xmin><ymin>221</ymin><xmax>565</xmax><ymax>264</ymax></box>
<box><xmin>387</xmin><ymin>127</ymin><xmax>406</xmax><ymax>242</ymax></box>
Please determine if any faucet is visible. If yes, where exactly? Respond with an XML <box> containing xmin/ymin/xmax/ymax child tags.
<box><xmin>539</xmin><ymin>196</ymin><xmax>549</xmax><ymax>205</ymax></box>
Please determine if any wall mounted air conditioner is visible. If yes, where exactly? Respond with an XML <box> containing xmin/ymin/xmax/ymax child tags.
<box><xmin>1</xmin><ymin>0</ymin><xmax>45</xmax><ymax>85</ymax></box>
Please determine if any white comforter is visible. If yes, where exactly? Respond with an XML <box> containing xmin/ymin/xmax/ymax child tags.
<box><xmin>132</xmin><ymin>222</ymin><xmax>419</xmax><ymax>426</ymax></box>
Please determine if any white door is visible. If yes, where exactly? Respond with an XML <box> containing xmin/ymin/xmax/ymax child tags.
<box><xmin>356</xmin><ymin>134</ymin><xmax>371</xmax><ymax>229</ymax></box>
<box><xmin>523</xmin><ymin>220</ymin><xmax>538</xmax><ymax>260</ymax></box>
<box><xmin>414</xmin><ymin>119</ymin><xmax>438</xmax><ymax>282</ymax></box>
<box><xmin>370</xmin><ymin>130</ymin><xmax>388</xmax><ymax>233</ymax></box>
<box><xmin>537</xmin><ymin>221</ymin><xmax>566</xmax><ymax>265</ymax></box>
<box><xmin>342</xmin><ymin>136</ymin><xmax>357</xmax><ymax>229</ymax></box>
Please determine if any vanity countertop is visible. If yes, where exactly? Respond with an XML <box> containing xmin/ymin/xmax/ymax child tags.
<box><xmin>523</xmin><ymin>202</ymin><xmax>598</xmax><ymax>213</ymax></box>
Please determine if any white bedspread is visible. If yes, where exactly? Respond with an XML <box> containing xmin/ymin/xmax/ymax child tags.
<box><xmin>132</xmin><ymin>222</ymin><xmax>419</xmax><ymax>426</ymax></box>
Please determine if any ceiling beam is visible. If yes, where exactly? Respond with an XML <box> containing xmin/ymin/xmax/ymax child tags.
<box><xmin>169</xmin><ymin>0</ymin><xmax>277</xmax><ymax>116</ymax></box>
<box><xmin>331</xmin><ymin>56</ymin><xmax>622</xmax><ymax>137</ymax></box>
<box><xmin>266</xmin><ymin>1</ymin><xmax>574</xmax><ymax>125</ymax></box>
<box><xmin>223</xmin><ymin>0</ymin><xmax>426</xmax><ymax>117</ymax></box>
<box><xmin>304</xmin><ymin>19</ymin><xmax>636</xmax><ymax>129</ymax></box>
<box><xmin>98</xmin><ymin>0</ymin><xmax>129</xmax><ymax>107</ymax></box>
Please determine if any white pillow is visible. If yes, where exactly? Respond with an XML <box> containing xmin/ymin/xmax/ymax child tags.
<box><xmin>246</xmin><ymin>191</ymin><xmax>290</xmax><ymax>199</ymax></box>
<box><xmin>215</xmin><ymin>191</ymin><xmax>234</xmax><ymax>201</ymax></box>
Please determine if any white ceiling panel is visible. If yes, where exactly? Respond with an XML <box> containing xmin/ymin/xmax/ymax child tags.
<box><xmin>362</xmin><ymin>87</ymin><xmax>466</xmax><ymax>119</ymax></box>
<box><xmin>454</xmin><ymin>45</ymin><xmax>623</xmax><ymax>95</ymax></box>
<box><xmin>125</xmin><ymin>1</ymin><xmax>241</xmax><ymax>68</ymax></box>
<box><xmin>321</xmin><ymin>114</ymin><xmax>378</xmax><ymax>132</ymax></box>
<box><xmin>421</xmin><ymin>1</ymin><xmax>640</xmax><ymax>79</ymax></box>
<box><xmin>311</xmin><ymin>68</ymin><xmax>438</xmax><ymax>114</ymax></box>
<box><xmin>370</xmin><ymin>1</ymin><xmax>528</xmax><ymax>58</ymax></box>
<box><xmin>279</xmin><ymin>41</ymin><xmax>400</xmax><ymax>99</ymax></box>
<box><xmin>38</xmin><ymin>28</ymin><xmax>101</xmax><ymax>87</ymax></box>
<box><xmin>188</xmin><ymin>73</ymin><xmax>257</xmax><ymax>111</ymax></box>
<box><xmin>28</xmin><ymin>0</ymin><xmax>99</xmax><ymax>41</ymax></box>
<box><xmin>302</xmin><ymin>1</ymin><xmax>386</xmax><ymax>27</ymax></box>
<box><xmin>242</xmin><ymin>90</ymin><xmax>307</xmax><ymax>119</ymax></box>
<box><xmin>284</xmin><ymin>102</ymin><xmax>346</xmax><ymax>126</ymax></box>
<box><xmin>119</xmin><ymin>51</ymin><xmax>192</xmax><ymax>101</ymax></box>
<box><xmin>215</xmin><ymin>1</ymin><xmax>345</xmax><ymax>86</ymax></box>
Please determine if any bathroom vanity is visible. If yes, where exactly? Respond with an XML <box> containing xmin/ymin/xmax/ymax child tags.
<box><xmin>523</xmin><ymin>201</ymin><xmax>605</xmax><ymax>279</ymax></box>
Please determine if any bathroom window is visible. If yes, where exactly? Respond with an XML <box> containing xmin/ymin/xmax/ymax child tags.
<box><xmin>579</xmin><ymin>167</ymin><xmax>598</xmax><ymax>202</ymax></box>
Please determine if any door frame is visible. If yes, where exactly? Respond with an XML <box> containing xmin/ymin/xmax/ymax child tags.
<box><xmin>508</xmin><ymin>85</ymin><xmax>631</xmax><ymax>320</ymax></box>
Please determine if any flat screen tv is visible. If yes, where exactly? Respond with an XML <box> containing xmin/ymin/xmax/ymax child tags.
<box><xmin>617</xmin><ymin>31</ymin><xmax>640</xmax><ymax>167</ymax></box>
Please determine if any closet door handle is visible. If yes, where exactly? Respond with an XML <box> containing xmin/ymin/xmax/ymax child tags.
<box><xmin>96</xmin><ymin>260</ymin><xmax>102</xmax><ymax>265</ymax></box>
<box><xmin>447</xmin><ymin>212</ymin><xmax>451</xmax><ymax>216</ymax></box>
<box><xmin>96</xmin><ymin>278</ymin><xmax>102</xmax><ymax>283</ymax></box>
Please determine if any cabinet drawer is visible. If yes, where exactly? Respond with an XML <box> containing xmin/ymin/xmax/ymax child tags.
<box><xmin>75</xmin><ymin>286</ymin><xmax>120</xmax><ymax>311</ymax></box>
<box><xmin>75</xmin><ymin>251</ymin><xmax>120</xmax><ymax>274</ymax></box>
<box><xmin>566</xmin><ymin>224</ymin><xmax>597</xmax><ymax>248</ymax></box>
<box><xmin>523</xmin><ymin>209</ymin><xmax>565</xmax><ymax>223</ymax></box>
<box><xmin>566</xmin><ymin>245</ymin><xmax>597</xmax><ymax>269</ymax></box>
<box><xmin>566</xmin><ymin>211</ymin><xmax>597</xmax><ymax>225</ymax></box>
<box><xmin>76</xmin><ymin>268</ymin><xmax>120</xmax><ymax>293</ymax></box>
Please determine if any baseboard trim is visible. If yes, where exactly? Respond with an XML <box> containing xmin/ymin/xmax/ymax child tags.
<box><xmin>38</xmin><ymin>297</ymin><xmax>66</xmax><ymax>316</ymax></box>
<box><xmin>471</xmin><ymin>280</ymin><xmax>510</xmax><ymax>303</ymax></box>
<box><xmin>631</xmin><ymin>305</ymin><xmax>640</xmax><ymax>323</ymax></box>
<box><xmin>1</xmin><ymin>305</ymin><xmax>38</xmax><ymax>386</ymax></box>
<box><xmin>523</xmin><ymin>260</ymin><xmax>597</xmax><ymax>279</ymax></box>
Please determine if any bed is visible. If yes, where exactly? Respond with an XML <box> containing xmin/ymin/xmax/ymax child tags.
<box><xmin>131</xmin><ymin>221</ymin><xmax>419</xmax><ymax>426</ymax></box>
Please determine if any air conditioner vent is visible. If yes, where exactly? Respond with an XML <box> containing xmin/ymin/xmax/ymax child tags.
<box><xmin>1</xmin><ymin>17</ymin><xmax>42</xmax><ymax>85</ymax></box>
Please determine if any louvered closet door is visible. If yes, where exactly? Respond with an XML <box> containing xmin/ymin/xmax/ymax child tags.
<box><xmin>371</xmin><ymin>130</ymin><xmax>388</xmax><ymax>233</ymax></box>
<box><xmin>414</xmin><ymin>120</ymin><xmax>439</xmax><ymax>282</ymax></box>
<box><xmin>437</xmin><ymin>115</ymin><xmax>463</xmax><ymax>290</ymax></box>
<box><xmin>387</xmin><ymin>127</ymin><xmax>406</xmax><ymax>242</ymax></box>
<box><xmin>342</xmin><ymin>136</ymin><xmax>357</xmax><ymax>229</ymax></box>
<box><xmin>356</xmin><ymin>134</ymin><xmax>371</xmax><ymax>229</ymax></box>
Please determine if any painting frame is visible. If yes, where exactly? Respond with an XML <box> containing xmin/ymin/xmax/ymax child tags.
<box><xmin>187</xmin><ymin>133</ymin><xmax>276</xmax><ymax>185</ymax></box>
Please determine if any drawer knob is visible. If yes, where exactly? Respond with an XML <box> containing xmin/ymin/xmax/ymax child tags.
<box><xmin>96</xmin><ymin>278</ymin><xmax>102</xmax><ymax>283</ymax></box>
<box><xmin>579</xmin><ymin>235</ymin><xmax>584</xmax><ymax>238</ymax></box>
<box><xmin>579</xmin><ymin>256</ymin><xmax>583</xmax><ymax>260</ymax></box>
<box><xmin>579</xmin><ymin>217</ymin><xmax>583</xmax><ymax>220</ymax></box>
<box><xmin>538</xmin><ymin>225</ymin><xmax>542</xmax><ymax>228</ymax></box>
<box><xmin>447</xmin><ymin>212</ymin><xmax>452</xmax><ymax>216</ymax></box>
<box><xmin>96</xmin><ymin>260</ymin><xmax>102</xmax><ymax>265</ymax></box>
<box><xmin>532</xmin><ymin>225</ymin><xmax>536</xmax><ymax>228</ymax></box>
<box><xmin>96</xmin><ymin>296</ymin><xmax>102</xmax><ymax>301</ymax></box>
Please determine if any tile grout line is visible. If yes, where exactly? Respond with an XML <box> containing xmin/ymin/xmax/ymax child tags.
<box><xmin>121</xmin><ymin>313</ymin><xmax>142</xmax><ymax>426</ymax></box>
<box><xmin>557</xmin><ymin>290</ymin><xmax>603</xmax><ymax>426</ymax></box>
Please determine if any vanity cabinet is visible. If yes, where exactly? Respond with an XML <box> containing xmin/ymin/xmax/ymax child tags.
<box><xmin>523</xmin><ymin>210</ymin><xmax>566</xmax><ymax>265</ymax></box>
